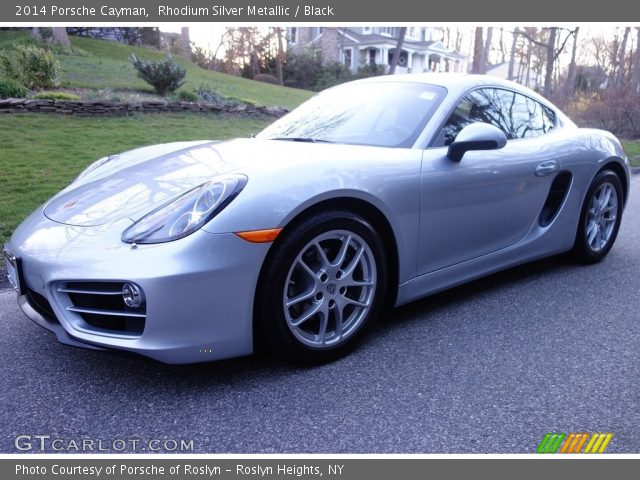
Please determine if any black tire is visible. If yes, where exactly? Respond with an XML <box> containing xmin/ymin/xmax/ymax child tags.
<box><xmin>571</xmin><ymin>169</ymin><xmax>623</xmax><ymax>264</ymax></box>
<box><xmin>255</xmin><ymin>210</ymin><xmax>387</xmax><ymax>364</ymax></box>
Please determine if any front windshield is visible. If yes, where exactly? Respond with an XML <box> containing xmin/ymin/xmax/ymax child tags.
<box><xmin>257</xmin><ymin>81</ymin><xmax>446</xmax><ymax>148</ymax></box>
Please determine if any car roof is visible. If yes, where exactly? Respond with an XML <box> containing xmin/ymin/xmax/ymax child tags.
<box><xmin>350</xmin><ymin>73</ymin><xmax>570</xmax><ymax>124</ymax></box>
<box><xmin>358</xmin><ymin>72</ymin><xmax>526</xmax><ymax>94</ymax></box>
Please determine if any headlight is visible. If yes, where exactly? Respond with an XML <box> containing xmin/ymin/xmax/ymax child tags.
<box><xmin>121</xmin><ymin>174</ymin><xmax>247</xmax><ymax>244</ymax></box>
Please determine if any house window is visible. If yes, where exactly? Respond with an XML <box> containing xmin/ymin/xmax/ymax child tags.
<box><xmin>289</xmin><ymin>27</ymin><xmax>298</xmax><ymax>44</ymax></box>
<box><xmin>369</xmin><ymin>49</ymin><xmax>376</xmax><ymax>65</ymax></box>
<box><xmin>407</xmin><ymin>27</ymin><xmax>417</xmax><ymax>39</ymax></box>
<box><xmin>363</xmin><ymin>27</ymin><xmax>372</xmax><ymax>34</ymax></box>
<box><xmin>344</xmin><ymin>49</ymin><xmax>352</xmax><ymax>68</ymax></box>
<box><xmin>381</xmin><ymin>27</ymin><xmax>393</xmax><ymax>36</ymax></box>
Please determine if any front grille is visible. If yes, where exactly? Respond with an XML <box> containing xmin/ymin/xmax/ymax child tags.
<box><xmin>25</xmin><ymin>288</ymin><xmax>58</xmax><ymax>323</ymax></box>
<box><xmin>58</xmin><ymin>282</ymin><xmax>146</xmax><ymax>336</ymax></box>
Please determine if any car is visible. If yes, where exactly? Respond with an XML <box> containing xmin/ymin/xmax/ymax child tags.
<box><xmin>4</xmin><ymin>74</ymin><xmax>630</xmax><ymax>364</ymax></box>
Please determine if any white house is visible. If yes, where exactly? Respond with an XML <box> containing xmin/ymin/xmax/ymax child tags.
<box><xmin>287</xmin><ymin>27</ymin><xmax>467</xmax><ymax>75</ymax></box>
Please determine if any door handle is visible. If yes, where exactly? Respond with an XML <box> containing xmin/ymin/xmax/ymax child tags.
<box><xmin>535</xmin><ymin>160</ymin><xmax>558</xmax><ymax>177</ymax></box>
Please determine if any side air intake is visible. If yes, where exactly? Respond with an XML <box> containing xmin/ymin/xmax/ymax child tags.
<box><xmin>539</xmin><ymin>171</ymin><xmax>572</xmax><ymax>227</ymax></box>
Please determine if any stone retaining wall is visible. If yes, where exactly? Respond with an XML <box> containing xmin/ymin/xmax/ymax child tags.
<box><xmin>0</xmin><ymin>98</ymin><xmax>289</xmax><ymax>117</ymax></box>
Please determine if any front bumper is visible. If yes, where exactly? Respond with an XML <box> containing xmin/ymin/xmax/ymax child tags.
<box><xmin>6</xmin><ymin>211</ymin><xmax>271</xmax><ymax>364</ymax></box>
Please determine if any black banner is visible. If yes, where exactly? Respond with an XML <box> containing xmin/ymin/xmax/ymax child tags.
<box><xmin>2</xmin><ymin>0</ymin><xmax>640</xmax><ymax>22</ymax></box>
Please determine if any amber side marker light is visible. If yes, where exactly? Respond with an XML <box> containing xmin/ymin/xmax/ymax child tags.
<box><xmin>235</xmin><ymin>228</ymin><xmax>282</xmax><ymax>243</ymax></box>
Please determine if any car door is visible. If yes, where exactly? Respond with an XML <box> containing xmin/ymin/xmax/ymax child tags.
<box><xmin>417</xmin><ymin>87</ymin><xmax>562</xmax><ymax>274</ymax></box>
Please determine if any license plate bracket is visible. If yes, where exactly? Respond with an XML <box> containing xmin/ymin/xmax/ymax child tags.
<box><xmin>3</xmin><ymin>247</ymin><xmax>22</xmax><ymax>295</ymax></box>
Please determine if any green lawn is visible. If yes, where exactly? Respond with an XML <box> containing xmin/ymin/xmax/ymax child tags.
<box><xmin>0</xmin><ymin>113</ymin><xmax>271</xmax><ymax>246</ymax></box>
<box><xmin>623</xmin><ymin>140</ymin><xmax>640</xmax><ymax>167</ymax></box>
<box><xmin>0</xmin><ymin>30</ymin><xmax>313</xmax><ymax>109</ymax></box>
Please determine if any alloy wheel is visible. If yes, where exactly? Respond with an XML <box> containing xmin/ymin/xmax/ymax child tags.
<box><xmin>282</xmin><ymin>230</ymin><xmax>377</xmax><ymax>348</ymax></box>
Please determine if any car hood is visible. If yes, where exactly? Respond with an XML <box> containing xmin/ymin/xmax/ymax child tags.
<box><xmin>43</xmin><ymin>139</ymin><xmax>258</xmax><ymax>227</ymax></box>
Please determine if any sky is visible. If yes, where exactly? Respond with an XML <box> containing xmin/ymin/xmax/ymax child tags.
<box><xmin>160</xmin><ymin>24</ymin><xmax>635</xmax><ymax>67</ymax></box>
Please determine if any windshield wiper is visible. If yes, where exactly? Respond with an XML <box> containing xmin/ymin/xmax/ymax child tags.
<box><xmin>271</xmin><ymin>137</ymin><xmax>334</xmax><ymax>143</ymax></box>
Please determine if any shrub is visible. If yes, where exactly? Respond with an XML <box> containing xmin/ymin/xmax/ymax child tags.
<box><xmin>283</xmin><ymin>50</ymin><xmax>358</xmax><ymax>91</ymax></box>
<box><xmin>355</xmin><ymin>63</ymin><xmax>386</xmax><ymax>79</ymax></box>
<box><xmin>129</xmin><ymin>54</ymin><xmax>186</xmax><ymax>95</ymax></box>
<box><xmin>313</xmin><ymin>62</ymin><xmax>353</xmax><ymax>91</ymax></box>
<box><xmin>0</xmin><ymin>45</ymin><xmax>61</xmax><ymax>89</ymax></box>
<box><xmin>283</xmin><ymin>50</ymin><xmax>324</xmax><ymax>90</ymax></box>
<box><xmin>194</xmin><ymin>84</ymin><xmax>225</xmax><ymax>105</ymax></box>
<box><xmin>33</xmin><ymin>91</ymin><xmax>81</xmax><ymax>101</ymax></box>
<box><xmin>175</xmin><ymin>90</ymin><xmax>198</xmax><ymax>102</ymax></box>
<box><xmin>0</xmin><ymin>78</ymin><xmax>27</xmax><ymax>98</ymax></box>
<box><xmin>563</xmin><ymin>87</ymin><xmax>640</xmax><ymax>139</ymax></box>
<box><xmin>253</xmin><ymin>74</ymin><xmax>280</xmax><ymax>85</ymax></box>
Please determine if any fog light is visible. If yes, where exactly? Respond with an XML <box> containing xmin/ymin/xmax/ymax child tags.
<box><xmin>122</xmin><ymin>283</ymin><xmax>144</xmax><ymax>308</ymax></box>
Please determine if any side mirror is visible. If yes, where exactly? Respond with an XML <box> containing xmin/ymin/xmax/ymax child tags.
<box><xmin>447</xmin><ymin>122</ymin><xmax>508</xmax><ymax>162</ymax></box>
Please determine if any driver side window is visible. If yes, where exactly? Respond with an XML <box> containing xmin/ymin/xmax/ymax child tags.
<box><xmin>443</xmin><ymin>88</ymin><xmax>510</xmax><ymax>146</ymax></box>
<box><xmin>442</xmin><ymin>88</ymin><xmax>556</xmax><ymax>146</ymax></box>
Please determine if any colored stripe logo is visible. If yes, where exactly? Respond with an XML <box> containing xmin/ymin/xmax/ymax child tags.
<box><xmin>537</xmin><ymin>433</ymin><xmax>612</xmax><ymax>453</ymax></box>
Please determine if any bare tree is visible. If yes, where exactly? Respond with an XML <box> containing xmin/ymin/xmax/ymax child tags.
<box><xmin>508</xmin><ymin>28</ymin><xmax>519</xmax><ymax>80</ymax></box>
<box><xmin>498</xmin><ymin>28</ymin><xmax>507</xmax><ymax>63</ymax></box>
<box><xmin>472</xmin><ymin>27</ymin><xmax>484</xmax><ymax>74</ymax></box>
<box><xmin>389</xmin><ymin>27</ymin><xmax>407</xmax><ymax>75</ymax></box>
<box><xmin>542</xmin><ymin>28</ymin><xmax>557</xmax><ymax>97</ymax></box>
<box><xmin>565</xmin><ymin>27</ymin><xmax>580</xmax><ymax>95</ymax></box>
<box><xmin>178</xmin><ymin>27</ymin><xmax>191</xmax><ymax>58</ymax></box>
<box><xmin>483</xmin><ymin>27</ymin><xmax>493</xmax><ymax>69</ymax></box>
<box><xmin>616</xmin><ymin>27</ymin><xmax>631</xmax><ymax>85</ymax></box>
<box><xmin>518</xmin><ymin>27</ymin><xmax>575</xmax><ymax>96</ymax></box>
<box><xmin>634</xmin><ymin>28</ymin><xmax>640</xmax><ymax>93</ymax></box>
<box><xmin>275</xmin><ymin>27</ymin><xmax>284</xmax><ymax>85</ymax></box>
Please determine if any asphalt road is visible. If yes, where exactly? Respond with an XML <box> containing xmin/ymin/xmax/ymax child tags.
<box><xmin>1</xmin><ymin>176</ymin><xmax>639</xmax><ymax>454</ymax></box>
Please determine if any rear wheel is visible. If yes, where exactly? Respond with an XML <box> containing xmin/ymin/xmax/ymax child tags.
<box><xmin>572</xmin><ymin>170</ymin><xmax>623</xmax><ymax>263</ymax></box>
<box><xmin>256</xmin><ymin>211</ymin><xmax>387</xmax><ymax>363</ymax></box>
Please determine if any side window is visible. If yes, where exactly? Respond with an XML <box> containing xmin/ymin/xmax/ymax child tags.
<box><xmin>507</xmin><ymin>91</ymin><xmax>536</xmax><ymax>139</ymax></box>
<box><xmin>527</xmin><ymin>97</ymin><xmax>556</xmax><ymax>136</ymax></box>
<box><xmin>443</xmin><ymin>88</ymin><xmax>512</xmax><ymax>145</ymax></box>
<box><xmin>442</xmin><ymin>88</ymin><xmax>557</xmax><ymax>146</ymax></box>
<box><xmin>442</xmin><ymin>96</ymin><xmax>475</xmax><ymax>146</ymax></box>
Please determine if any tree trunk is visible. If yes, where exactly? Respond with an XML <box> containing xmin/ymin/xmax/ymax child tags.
<box><xmin>633</xmin><ymin>28</ymin><xmax>640</xmax><ymax>93</ymax></box>
<box><xmin>275</xmin><ymin>27</ymin><xmax>284</xmax><ymax>85</ymax></box>
<box><xmin>508</xmin><ymin>28</ymin><xmax>518</xmax><ymax>81</ymax></box>
<box><xmin>389</xmin><ymin>27</ymin><xmax>407</xmax><ymax>75</ymax></box>
<box><xmin>32</xmin><ymin>27</ymin><xmax>70</xmax><ymax>46</ymax></box>
<box><xmin>472</xmin><ymin>27</ymin><xmax>484</xmax><ymax>74</ymax></box>
<box><xmin>31</xmin><ymin>27</ymin><xmax>42</xmax><ymax>41</ymax></box>
<box><xmin>617</xmin><ymin>27</ymin><xmax>631</xmax><ymax>85</ymax></box>
<box><xmin>179</xmin><ymin>27</ymin><xmax>191</xmax><ymax>58</ymax></box>
<box><xmin>566</xmin><ymin>27</ymin><xmax>579</xmax><ymax>94</ymax></box>
<box><xmin>499</xmin><ymin>27</ymin><xmax>506</xmax><ymax>63</ymax></box>
<box><xmin>543</xmin><ymin>27</ymin><xmax>557</xmax><ymax>97</ymax></box>
<box><xmin>482</xmin><ymin>27</ymin><xmax>493</xmax><ymax>71</ymax></box>
<box><xmin>525</xmin><ymin>41</ymin><xmax>533</xmax><ymax>87</ymax></box>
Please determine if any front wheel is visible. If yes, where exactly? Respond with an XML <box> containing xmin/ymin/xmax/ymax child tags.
<box><xmin>255</xmin><ymin>211</ymin><xmax>387</xmax><ymax>363</ymax></box>
<box><xmin>572</xmin><ymin>170</ymin><xmax>623</xmax><ymax>264</ymax></box>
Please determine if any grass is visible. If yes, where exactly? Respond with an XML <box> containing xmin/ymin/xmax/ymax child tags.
<box><xmin>0</xmin><ymin>30</ymin><xmax>313</xmax><ymax>109</ymax></box>
<box><xmin>0</xmin><ymin>113</ymin><xmax>271</xmax><ymax>247</ymax></box>
<box><xmin>623</xmin><ymin>140</ymin><xmax>640</xmax><ymax>167</ymax></box>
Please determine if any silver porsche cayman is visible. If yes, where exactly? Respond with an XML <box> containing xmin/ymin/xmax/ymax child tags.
<box><xmin>4</xmin><ymin>74</ymin><xmax>630</xmax><ymax>364</ymax></box>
